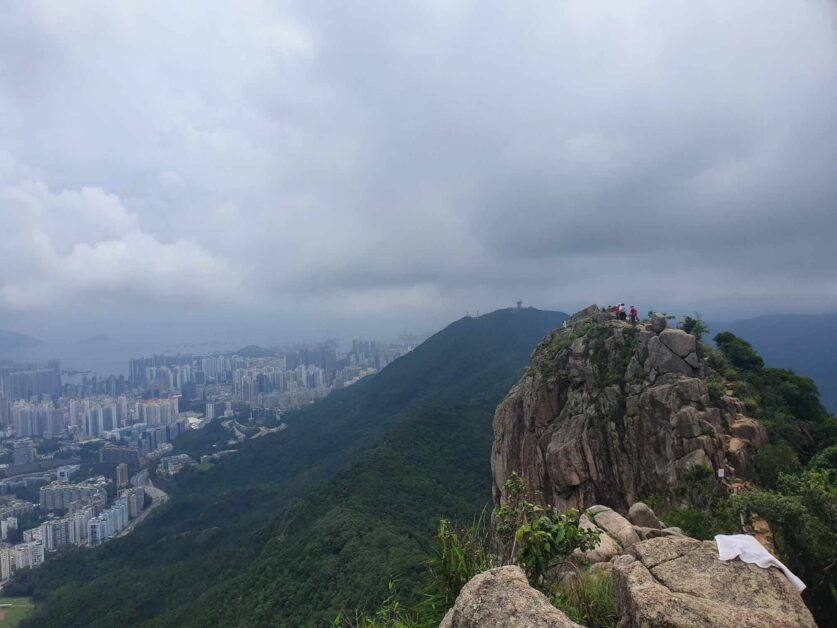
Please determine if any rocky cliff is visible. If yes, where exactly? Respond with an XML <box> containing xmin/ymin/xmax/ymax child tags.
<box><xmin>492</xmin><ymin>305</ymin><xmax>766</xmax><ymax>511</ymax></box>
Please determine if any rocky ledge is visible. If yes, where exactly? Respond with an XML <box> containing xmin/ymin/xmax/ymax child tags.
<box><xmin>613</xmin><ymin>536</ymin><xmax>815</xmax><ymax>627</ymax></box>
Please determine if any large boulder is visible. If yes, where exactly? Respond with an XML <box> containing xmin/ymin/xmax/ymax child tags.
<box><xmin>439</xmin><ymin>566</ymin><xmax>582</xmax><ymax>628</ymax></box>
<box><xmin>587</xmin><ymin>506</ymin><xmax>640</xmax><ymax>548</ymax></box>
<box><xmin>573</xmin><ymin>513</ymin><xmax>621</xmax><ymax>563</ymax></box>
<box><xmin>731</xmin><ymin>417</ymin><xmax>769</xmax><ymax>447</ymax></box>
<box><xmin>627</xmin><ymin>502</ymin><xmax>661</xmax><ymax>529</ymax></box>
<box><xmin>646</xmin><ymin>335</ymin><xmax>699</xmax><ymax>377</ymax></box>
<box><xmin>650</xmin><ymin>314</ymin><xmax>668</xmax><ymax>333</ymax></box>
<box><xmin>726</xmin><ymin>437</ymin><xmax>755</xmax><ymax>477</ymax></box>
<box><xmin>612</xmin><ymin>537</ymin><xmax>816</xmax><ymax>627</ymax></box>
<box><xmin>658</xmin><ymin>328</ymin><xmax>696</xmax><ymax>359</ymax></box>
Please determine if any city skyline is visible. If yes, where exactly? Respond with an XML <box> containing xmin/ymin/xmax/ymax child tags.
<box><xmin>0</xmin><ymin>327</ymin><xmax>418</xmax><ymax>586</ymax></box>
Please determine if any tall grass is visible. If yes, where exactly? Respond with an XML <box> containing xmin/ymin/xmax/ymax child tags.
<box><xmin>551</xmin><ymin>568</ymin><xmax>619</xmax><ymax>628</ymax></box>
<box><xmin>415</xmin><ymin>512</ymin><xmax>496</xmax><ymax>620</ymax></box>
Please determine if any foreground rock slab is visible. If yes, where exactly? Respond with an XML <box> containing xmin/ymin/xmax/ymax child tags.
<box><xmin>612</xmin><ymin>537</ymin><xmax>816</xmax><ymax>628</ymax></box>
<box><xmin>439</xmin><ymin>566</ymin><xmax>582</xmax><ymax>628</ymax></box>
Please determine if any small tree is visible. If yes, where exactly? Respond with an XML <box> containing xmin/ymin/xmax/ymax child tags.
<box><xmin>515</xmin><ymin>507</ymin><xmax>599</xmax><ymax>586</ymax></box>
<box><xmin>679</xmin><ymin>315</ymin><xmax>709</xmax><ymax>342</ymax></box>
<box><xmin>495</xmin><ymin>473</ymin><xmax>600</xmax><ymax>587</ymax></box>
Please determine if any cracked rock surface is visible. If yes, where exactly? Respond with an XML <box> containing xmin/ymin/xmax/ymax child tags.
<box><xmin>492</xmin><ymin>304</ymin><xmax>765</xmax><ymax>512</ymax></box>
<box><xmin>612</xmin><ymin>537</ymin><xmax>816</xmax><ymax>627</ymax></box>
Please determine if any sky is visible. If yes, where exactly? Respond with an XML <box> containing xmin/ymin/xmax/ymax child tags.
<box><xmin>1</xmin><ymin>0</ymin><xmax>836</xmax><ymax>348</ymax></box>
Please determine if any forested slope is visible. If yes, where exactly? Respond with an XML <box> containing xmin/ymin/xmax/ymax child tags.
<box><xmin>168</xmin><ymin>402</ymin><xmax>496</xmax><ymax>626</ymax></box>
<box><xmin>709</xmin><ymin>313</ymin><xmax>837</xmax><ymax>413</ymax></box>
<box><xmin>13</xmin><ymin>307</ymin><xmax>566</xmax><ymax>627</ymax></box>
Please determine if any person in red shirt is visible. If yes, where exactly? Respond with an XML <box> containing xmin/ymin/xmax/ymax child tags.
<box><xmin>630</xmin><ymin>305</ymin><xmax>638</xmax><ymax>325</ymax></box>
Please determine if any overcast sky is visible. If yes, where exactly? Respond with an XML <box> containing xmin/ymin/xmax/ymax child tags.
<box><xmin>1</xmin><ymin>1</ymin><xmax>836</xmax><ymax>345</ymax></box>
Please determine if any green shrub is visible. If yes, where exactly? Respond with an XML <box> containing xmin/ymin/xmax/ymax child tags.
<box><xmin>714</xmin><ymin>332</ymin><xmax>764</xmax><ymax>370</ymax></box>
<box><xmin>646</xmin><ymin>466</ymin><xmax>739</xmax><ymax>540</ymax></box>
<box><xmin>744</xmin><ymin>397</ymin><xmax>760</xmax><ymax>414</ymax></box>
<box><xmin>754</xmin><ymin>441</ymin><xmax>801</xmax><ymax>488</ymax></box>
<box><xmin>809</xmin><ymin>445</ymin><xmax>837</xmax><ymax>470</ymax></box>
<box><xmin>420</xmin><ymin>516</ymin><xmax>494</xmax><ymax>612</ymax></box>
<box><xmin>333</xmin><ymin>579</ymin><xmax>420</xmax><ymax>628</ymax></box>
<box><xmin>677</xmin><ymin>465</ymin><xmax>726</xmax><ymax>510</ymax></box>
<box><xmin>703</xmin><ymin>346</ymin><xmax>733</xmax><ymax>377</ymax></box>
<box><xmin>733</xmin><ymin>469</ymin><xmax>836</xmax><ymax>626</ymax></box>
<box><xmin>495</xmin><ymin>473</ymin><xmax>600</xmax><ymax>587</ymax></box>
<box><xmin>515</xmin><ymin>508</ymin><xmax>599</xmax><ymax>586</ymax></box>
<box><xmin>706</xmin><ymin>378</ymin><xmax>726</xmax><ymax>405</ymax></box>
<box><xmin>494</xmin><ymin>472</ymin><xmax>534</xmax><ymax>558</ymax></box>
<box><xmin>655</xmin><ymin>505</ymin><xmax>738</xmax><ymax>540</ymax></box>
<box><xmin>679</xmin><ymin>315</ymin><xmax>709</xmax><ymax>342</ymax></box>
<box><xmin>552</xmin><ymin>568</ymin><xmax>619</xmax><ymax>628</ymax></box>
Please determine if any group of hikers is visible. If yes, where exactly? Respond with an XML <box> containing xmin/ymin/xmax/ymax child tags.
<box><xmin>610</xmin><ymin>303</ymin><xmax>639</xmax><ymax>324</ymax></box>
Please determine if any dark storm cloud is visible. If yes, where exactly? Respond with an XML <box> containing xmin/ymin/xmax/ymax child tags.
<box><xmin>0</xmin><ymin>0</ymin><xmax>836</xmax><ymax>342</ymax></box>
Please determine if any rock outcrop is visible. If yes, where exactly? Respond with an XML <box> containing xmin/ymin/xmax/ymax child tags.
<box><xmin>492</xmin><ymin>305</ymin><xmax>766</xmax><ymax>511</ymax></box>
<box><xmin>439</xmin><ymin>566</ymin><xmax>582</xmax><ymax>628</ymax></box>
<box><xmin>573</xmin><ymin>504</ymin><xmax>683</xmax><ymax>567</ymax></box>
<box><xmin>612</xmin><ymin>536</ymin><xmax>816</xmax><ymax>627</ymax></box>
<box><xmin>445</xmin><ymin>520</ymin><xmax>813</xmax><ymax>628</ymax></box>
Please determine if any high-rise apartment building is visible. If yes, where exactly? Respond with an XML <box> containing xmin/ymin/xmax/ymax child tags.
<box><xmin>12</xmin><ymin>439</ymin><xmax>35</xmax><ymax>466</ymax></box>
<box><xmin>14</xmin><ymin>542</ymin><xmax>44</xmax><ymax>569</ymax></box>
<box><xmin>116</xmin><ymin>463</ymin><xmax>129</xmax><ymax>488</ymax></box>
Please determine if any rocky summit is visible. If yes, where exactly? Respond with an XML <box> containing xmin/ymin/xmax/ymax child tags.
<box><xmin>491</xmin><ymin>305</ymin><xmax>767</xmax><ymax>511</ymax></box>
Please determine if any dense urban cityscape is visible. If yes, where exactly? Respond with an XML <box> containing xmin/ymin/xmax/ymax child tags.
<box><xmin>0</xmin><ymin>337</ymin><xmax>415</xmax><ymax>584</ymax></box>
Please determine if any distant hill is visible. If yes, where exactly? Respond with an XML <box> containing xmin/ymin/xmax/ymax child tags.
<box><xmin>709</xmin><ymin>314</ymin><xmax>837</xmax><ymax>413</ymax></box>
<box><xmin>234</xmin><ymin>344</ymin><xmax>276</xmax><ymax>357</ymax></box>
<box><xmin>13</xmin><ymin>307</ymin><xmax>568</xmax><ymax>627</ymax></box>
<box><xmin>0</xmin><ymin>329</ymin><xmax>39</xmax><ymax>352</ymax></box>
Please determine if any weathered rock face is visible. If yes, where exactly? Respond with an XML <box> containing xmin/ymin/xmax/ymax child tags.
<box><xmin>492</xmin><ymin>305</ymin><xmax>765</xmax><ymax>511</ymax></box>
<box><xmin>439</xmin><ymin>566</ymin><xmax>582</xmax><ymax>628</ymax></box>
<box><xmin>612</xmin><ymin>536</ymin><xmax>816</xmax><ymax>627</ymax></box>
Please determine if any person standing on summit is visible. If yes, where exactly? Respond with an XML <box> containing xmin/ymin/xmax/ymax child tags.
<box><xmin>630</xmin><ymin>305</ymin><xmax>638</xmax><ymax>325</ymax></box>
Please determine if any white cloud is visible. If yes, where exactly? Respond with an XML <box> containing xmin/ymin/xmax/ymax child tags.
<box><xmin>0</xmin><ymin>175</ymin><xmax>244</xmax><ymax>311</ymax></box>
<box><xmin>0</xmin><ymin>0</ymin><xmax>836</xmax><ymax>335</ymax></box>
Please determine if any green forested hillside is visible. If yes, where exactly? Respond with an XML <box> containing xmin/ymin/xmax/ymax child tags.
<box><xmin>709</xmin><ymin>313</ymin><xmax>837</xmax><ymax>413</ymax></box>
<box><xmin>12</xmin><ymin>307</ymin><xmax>567</xmax><ymax>627</ymax></box>
<box><xmin>168</xmin><ymin>402</ymin><xmax>496</xmax><ymax>626</ymax></box>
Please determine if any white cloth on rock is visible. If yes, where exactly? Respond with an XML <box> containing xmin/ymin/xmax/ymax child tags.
<box><xmin>715</xmin><ymin>534</ymin><xmax>805</xmax><ymax>592</ymax></box>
